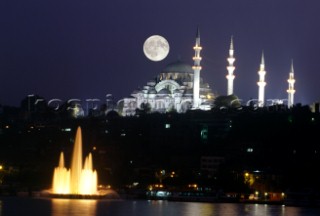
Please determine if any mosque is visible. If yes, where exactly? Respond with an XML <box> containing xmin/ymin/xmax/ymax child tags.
<box><xmin>117</xmin><ymin>28</ymin><xmax>296</xmax><ymax>116</ymax></box>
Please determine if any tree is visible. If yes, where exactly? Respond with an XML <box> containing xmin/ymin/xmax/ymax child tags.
<box><xmin>140</xmin><ymin>103</ymin><xmax>151</xmax><ymax>114</ymax></box>
<box><xmin>214</xmin><ymin>94</ymin><xmax>241</xmax><ymax>109</ymax></box>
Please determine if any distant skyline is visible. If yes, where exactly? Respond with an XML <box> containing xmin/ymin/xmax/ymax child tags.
<box><xmin>0</xmin><ymin>0</ymin><xmax>320</xmax><ymax>107</ymax></box>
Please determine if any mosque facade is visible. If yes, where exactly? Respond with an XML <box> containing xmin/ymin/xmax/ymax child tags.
<box><xmin>119</xmin><ymin>60</ymin><xmax>214</xmax><ymax>116</ymax></box>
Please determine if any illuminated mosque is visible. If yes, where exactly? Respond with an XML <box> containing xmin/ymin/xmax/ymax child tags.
<box><xmin>118</xmin><ymin>28</ymin><xmax>296</xmax><ymax>116</ymax></box>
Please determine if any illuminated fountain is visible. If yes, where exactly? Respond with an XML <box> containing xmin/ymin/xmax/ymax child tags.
<box><xmin>51</xmin><ymin>127</ymin><xmax>100</xmax><ymax>197</ymax></box>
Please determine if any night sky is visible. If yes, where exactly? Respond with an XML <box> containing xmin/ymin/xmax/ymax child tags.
<box><xmin>0</xmin><ymin>0</ymin><xmax>319</xmax><ymax>107</ymax></box>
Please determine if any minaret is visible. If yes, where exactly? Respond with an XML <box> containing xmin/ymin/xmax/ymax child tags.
<box><xmin>192</xmin><ymin>27</ymin><xmax>202</xmax><ymax>109</ymax></box>
<box><xmin>287</xmin><ymin>60</ymin><xmax>296</xmax><ymax>108</ymax></box>
<box><xmin>226</xmin><ymin>36</ymin><xmax>236</xmax><ymax>95</ymax></box>
<box><xmin>257</xmin><ymin>52</ymin><xmax>267</xmax><ymax>107</ymax></box>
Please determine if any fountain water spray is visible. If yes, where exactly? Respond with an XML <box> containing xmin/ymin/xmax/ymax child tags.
<box><xmin>52</xmin><ymin>127</ymin><xmax>98</xmax><ymax>195</ymax></box>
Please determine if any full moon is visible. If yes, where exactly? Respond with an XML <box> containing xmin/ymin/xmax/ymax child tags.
<box><xmin>143</xmin><ymin>35</ymin><xmax>170</xmax><ymax>61</ymax></box>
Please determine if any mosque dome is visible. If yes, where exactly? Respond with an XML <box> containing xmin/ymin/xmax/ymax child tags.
<box><xmin>147</xmin><ymin>80</ymin><xmax>156</xmax><ymax>86</ymax></box>
<box><xmin>162</xmin><ymin>60</ymin><xmax>194</xmax><ymax>74</ymax></box>
<box><xmin>158</xmin><ymin>88</ymin><xmax>171</xmax><ymax>95</ymax></box>
<box><xmin>132</xmin><ymin>89</ymin><xmax>142</xmax><ymax>94</ymax></box>
<box><xmin>173</xmin><ymin>89</ymin><xmax>181</xmax><ymax>94</ymax></box>
<box><xmin>148</xmin><ymin>89</ymin><xmax>157</xmax><ymax>94</ymax></box>
<box><xmin>184</xmin><ymin>89</ymin><xmax>193</xmax><ymax>95</ymax></box>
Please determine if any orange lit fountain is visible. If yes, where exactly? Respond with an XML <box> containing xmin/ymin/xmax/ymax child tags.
<box><xmin>49</xmin><ymin>126</ymin><xmax>109</xmax><ymax>198</ymax></box>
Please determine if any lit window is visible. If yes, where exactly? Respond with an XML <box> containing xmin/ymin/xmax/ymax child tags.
<box><xmin>201</xmin><ymin>126</ymin><xmax>208</xmax><ymax>140</ymax></box>
<box><xmin>165</xmin><ymin>124</ymin><xmax>170</xmax><ymax>129</ymax></box>
<box><xmin>247</xmin><ymin>148</ymin><xmax>253</xmax><ymax>153</ymax></box>
<box><xmin>61</xmin><ymin>128</ymin><xmax>72</xmax><ymax>132</ymax></box>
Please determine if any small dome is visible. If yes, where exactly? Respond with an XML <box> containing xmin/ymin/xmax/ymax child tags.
<box><xmin>162</xmin><ymin>60</ymin><xmax>193</xmax><ymax>73</ymax></box>
<box><xmin>158</xmin><ymin>88</ymin><xmax>171</xmax><ymax>95</ymax></box>
<box><xmin>147</xmin><ymin>80</ymin><xmax>156</xmax><ymax>86</ymax></box>
<box><xmin>173</xmin><ymin>89</ymin><xmax>181</xmax><ymax>94</ymax></box>
<box><xmin>148</xmin><ymin>89</ymin><xmax>157</xmax><ymax>94</ymax></box>
<box><xmin>184</xmin><ymin>89</ymin><xmax>193</xmax><ymax>95</ymax></box>
<box><xmin>132</xmin><ymin>89</ymin><xmax>142</xmax><ymax>94</ymax></box>
<box><xmin>201</xmin><ymin>83</ymin><xmax>210</xmax><ymax>88</ymax></box>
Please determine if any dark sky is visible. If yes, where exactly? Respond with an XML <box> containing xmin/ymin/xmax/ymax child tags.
<box><xmin>0</xmin><ymin>0</ymin><xmax>319</xmax><ymax>107</ymax></box>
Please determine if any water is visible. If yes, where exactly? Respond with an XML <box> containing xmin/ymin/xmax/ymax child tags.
<box><xmin>1</xmin><ymin>197</ymin><xmax>320</xmax><ymax>216</ymax></box>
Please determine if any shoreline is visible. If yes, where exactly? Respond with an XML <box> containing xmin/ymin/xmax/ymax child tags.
<box><xmin>2</xmin><ymin>190</ymin><xmax>320</xmax><ymax>208</ymax></box>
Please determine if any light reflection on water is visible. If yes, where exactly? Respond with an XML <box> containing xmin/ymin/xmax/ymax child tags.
<box><xmin>182</xmin><ymin>202</ymin><xmax>288</xmax><ymax>216</ymax></box>
<box><xmin>51</xmin><ymin>198</ymin><xmax>97</xmax><ymax>216</ymax></box>
<box><xmin>1</xmin><ymin>197</ymin><xmax>320</xmax><ymax>216</ymax></box>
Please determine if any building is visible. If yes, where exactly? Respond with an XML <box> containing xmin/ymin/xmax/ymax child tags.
<box><xmin>117</xmin><ymin>29</ymin><xmax>297</xmax><ymax>116</ymax></box>
<box><xmin>119</xmin><ymin>60</ymin><xmax>215</xmax><ymax>116</ymax></box>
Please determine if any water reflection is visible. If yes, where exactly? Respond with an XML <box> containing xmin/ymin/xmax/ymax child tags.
<box><xmin>184</xmin><ymin>202</ymin><xmax>215</xmax><ymax>216</ymax></box>
<box><xmin>51</xmin><ymin>198</ymin><xmax>97</xmax><ymax>216</ymax></box>
<box><xmin>1</xmin><ymin>198</ymin><xmax>320</xmax><ymax>216</ymax></box>
<box><xmin>178</xmin><ymin>202</ymin><xmax>305</xmax><ymax>216</ymax></box>
<box><xmin>252</xmin><ymin>204</ymin><xmax>273</xmax><ymax>216</ymax></box>
<box><xmin>284</xmin><ymin>206</ymin><xmax>305</xmax><ymax>216</ymax></box>
<box><xmin>216</xmin><ymin>203</ymin><xmax>239</xmax><ymax>216</ymax></box>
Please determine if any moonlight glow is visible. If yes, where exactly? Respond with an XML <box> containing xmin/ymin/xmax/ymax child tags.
<box><xmin>143</xmin><ymin>35</ymin><xmax>170</xmax><ymax>61</ymax></box>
